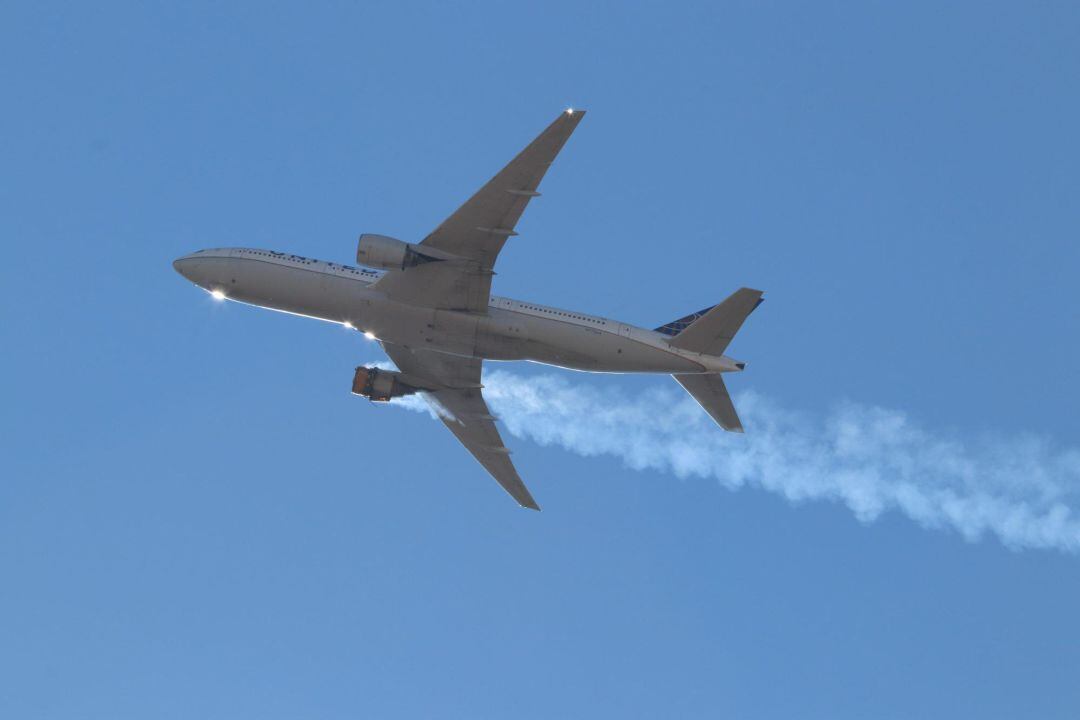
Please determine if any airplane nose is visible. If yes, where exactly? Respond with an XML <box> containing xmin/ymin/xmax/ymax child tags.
<box><xmin>173</xmin><ymin>254</ymin><xmax>212</xmax><ymax>289</ymax></box>
<box><xmin>173</xmin><ymin>256</ymin><xmax>194</xmax><ymax>280</ymax></box>
<box><xmin>173</xmin><ymin>252</ymin><xmax>229</xmax><ymax>298</ymax></box>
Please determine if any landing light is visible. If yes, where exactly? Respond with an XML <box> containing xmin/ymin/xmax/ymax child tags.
<box><xmin>343</xmin><ymin>321</ymin><xmax>354</xmax><ymax>329</ymax></box>
<box><xmin>210</xmin><ymin>289</ymin><xmax>226</xmax><ymax>301</ymax></box>
<box><xmin>566</xmin><ymin>107</ymin><xmax>574</xmax><ymax>115</ymax></box>
<box><xmin>364</xmin><ymin>331</ymin><xmax>376</xmax><ymax>340</ymax></box>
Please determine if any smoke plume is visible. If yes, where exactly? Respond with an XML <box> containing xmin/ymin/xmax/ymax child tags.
<box><xmin>394</xmin><ymin>370</ymin><xmax>1080</xmax><ymax>552</ymax></box>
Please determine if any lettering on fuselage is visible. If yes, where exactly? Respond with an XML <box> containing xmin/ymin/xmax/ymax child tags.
<box><xmin>194</xmin><ymin>248</ymin><xmax>712</xmax><ymax>374</ymax></box>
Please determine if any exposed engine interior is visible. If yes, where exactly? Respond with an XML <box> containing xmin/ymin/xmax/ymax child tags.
<box><xmin>350</xmin><ymin>366</ymin><xmax>419</xmax><ymax>402</ymax></box>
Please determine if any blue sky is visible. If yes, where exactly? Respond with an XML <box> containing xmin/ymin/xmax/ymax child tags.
<box><xmin>2</xmin><ymin>1</ymin><xmax>1079</xmax><ymax>717</ymax></box>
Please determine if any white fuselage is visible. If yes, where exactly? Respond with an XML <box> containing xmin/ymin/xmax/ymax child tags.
<box><xmin>173</xmin><ymin>248</ymin><xmax>741</xmax><ymax>374</ymax></box>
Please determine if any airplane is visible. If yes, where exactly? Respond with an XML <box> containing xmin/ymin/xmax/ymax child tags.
<box><xmin>173</xmin><ymin>109</ymin><xmax>763</xmax><ymax>510</ymax></box>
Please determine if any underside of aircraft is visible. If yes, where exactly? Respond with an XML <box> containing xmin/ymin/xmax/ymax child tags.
<box><xmin>174</xmin><ymin>110</ymin><xmax>763</xmax><ymax>510</ymax></box>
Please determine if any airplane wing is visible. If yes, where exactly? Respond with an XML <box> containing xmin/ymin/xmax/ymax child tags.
<box><xmin>382</xmin><ymin>343</ymin><xmax>540</xmax><ymax>510</ymax></box>
<box><xmin>374</xmin><ymin>109</ymin><xmax>585</xmax><ymax>312</ymax></box>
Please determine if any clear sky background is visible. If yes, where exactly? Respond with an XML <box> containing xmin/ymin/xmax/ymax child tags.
<box><xmin>2</xmin><ymin>2</ymin><xmax>1079</xmax><ymax>718</ymax></box>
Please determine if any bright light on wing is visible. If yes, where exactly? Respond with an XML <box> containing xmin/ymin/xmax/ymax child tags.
<box><xmin>210</xmin><ymin>289</ymin><xmax>226</xmax><ymax>301</ymax></box>
<box><xmin>364</xmin><ymin>331</ymin><xmax>376</xmax><ymax>340</ymax></box>
<box><xmin>343</xmin><ymin>321</ymin><xmax>354</xmax><ymax>329</ymax></box>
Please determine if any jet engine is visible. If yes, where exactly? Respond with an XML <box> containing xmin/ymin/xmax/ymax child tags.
<box><xmin>356</xmin><ymin>234</ymin><xmax>448</xmax><ymax>271</ymax></box>
<box><xmin>350</xmin><ymin>366</ymin><xmax>419</xmax><ymax>402</ymax></box>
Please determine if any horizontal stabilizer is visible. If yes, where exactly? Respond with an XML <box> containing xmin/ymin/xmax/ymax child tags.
<box><xmin>667</xmin><ymin>288</ymin><xmax>763</xmax><ymax>357</ymax></box>
<box><xmin>673</xmin><ymin>374</ymin><xmax>743</xmax><ymax>433</ymax></box>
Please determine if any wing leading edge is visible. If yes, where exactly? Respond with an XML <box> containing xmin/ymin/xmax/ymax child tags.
<box><xmin>418</xmin><ymin>108</ymin><xmax>586</xmax><ymax>266</ymax></box>
<box><xmin>382</xmin><ymin>344</ymin><xmax>539</xmax><ymax>510</ymax></box>
<box><xmin>373</xmin><ymin>109</ymin><xmax>585</xmax><ymax>312</ymax></box>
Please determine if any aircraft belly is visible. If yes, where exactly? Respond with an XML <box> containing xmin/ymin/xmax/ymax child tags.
<box><xmin>369</xmin><ymin>305</ymin><xmax>479</xmax><ymax>358</ymax></box>
<box><xmin>513</xmin><ymin>316</ymin><xmax>702</xmax><ymax>373</ymax></box>
<box><xmin>227</xmin><ymin>260</ymin><xmax>330</xmax><ymax>318</ymax></box>
<box><xmin>228</xmin><ymin>259</ymin><xmax>378</xmax><ymax>326</ymax></box>
<box><xmin>430</xmin><ymin>310</ymin><xmax>479</xmax><ymax>356</ymax></box>
<box><xmin>601</xmin><ymin>341</ymin><xmax>703</xmax><ymax>373</ymax></box>
<box><xmin>222</xmin><ymin>260</ymin><xmax>703</xmax><ymax>372</ymax></box>
<box><xmin>474</xmin><ymin>308</ymin><xmax>530</xmax><ymax>360</ymax></box>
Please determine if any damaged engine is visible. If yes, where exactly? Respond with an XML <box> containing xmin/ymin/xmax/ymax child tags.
<box><xmin>350</xmin><ymin>366</ymin><xmax>419</xmax><ymax>402</ymax></box>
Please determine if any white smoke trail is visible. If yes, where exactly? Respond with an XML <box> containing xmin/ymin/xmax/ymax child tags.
<box><xmin>395</xmin><ymin>370</ymin><xmax>1080</xmax><ymax>552</ymax></box>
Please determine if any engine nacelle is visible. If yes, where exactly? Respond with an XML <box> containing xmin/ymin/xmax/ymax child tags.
<box><xmin>356</xmin><ymin>234</ymin><xmax>445</xmax><ymax>270</ymax></box>
<box><xmin>350</xmin><ymin>366</ymin><xmax>418</xmax><ymax>402</ymax></box>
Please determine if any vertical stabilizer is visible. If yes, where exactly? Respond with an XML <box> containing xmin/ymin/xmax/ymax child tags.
<box><xmin>667</xmin><ymin>288</ymin><xmax>763</xmax><ymax>356</ymax></box>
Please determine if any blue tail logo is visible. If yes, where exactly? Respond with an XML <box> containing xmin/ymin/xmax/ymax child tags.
<box><xmin>654</xmin><ymin>306</ymin><xmax>716</xmax><ymax>337</ymax></box>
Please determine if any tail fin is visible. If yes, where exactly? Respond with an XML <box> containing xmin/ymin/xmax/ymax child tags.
<box><xmin>673</xmin><ymin>374</ymin><xmax>743</xmax><ymax>432</ymax></box>
<box><xmin>667</xmin><ymin>288</ymin><xmax>763</xmax><ymax>356</ymax></box>
<box><xmin>654</xmin><ymin>306</ymin><xmax>716</xmax><ymax>337</ymax></box>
